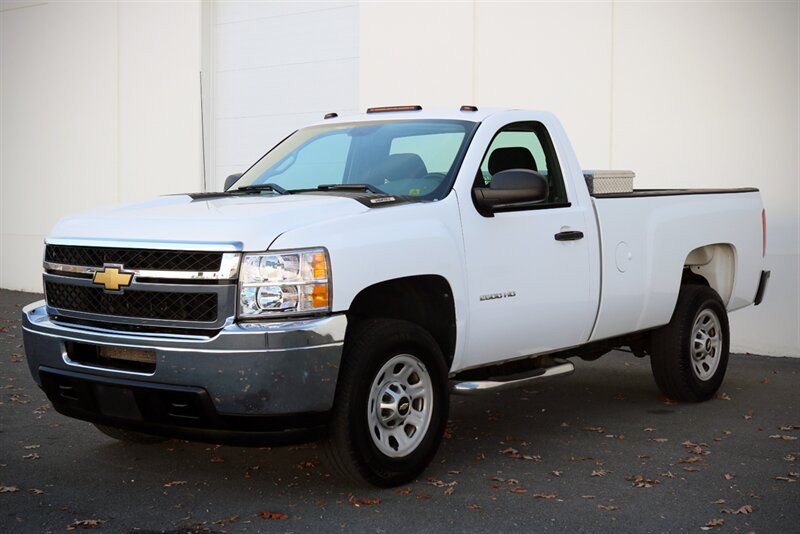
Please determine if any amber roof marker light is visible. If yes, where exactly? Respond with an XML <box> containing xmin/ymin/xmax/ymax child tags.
<box><xmin>366</xmin><ymin>105</ymin><xmax>423</xmax><ymax>113</ymax></box>
<box><xmin>460</xmin><ymin>105</ymin><xmax>479</xmax><ymax>111</ymax></box>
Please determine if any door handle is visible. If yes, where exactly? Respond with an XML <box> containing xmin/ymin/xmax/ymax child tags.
<box><xmin>554</xmin><ymin>230</ymin><xmax>584</xmax><ymax>241</ymax></box>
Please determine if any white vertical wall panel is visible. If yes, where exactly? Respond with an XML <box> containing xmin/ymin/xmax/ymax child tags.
<box><xmin>473</xmin><ymin>1</ymin><xmax>613</xmax><ymax>170</ymax></box>
<box><xmin>210</xmin><ymin>2</ymin><xmax>358</xmax><ymax>190</ymax></box>
<box><xmin>118</xmin><ymin>2</ymin><xmax>203</xmax><ymax>203</ymax></box>
<box><xmin>359</xmin><ymin>1</ymin><xmax>798</xmax><ymax>356</ymax></box>
<box><xmin>612</xmin><ymin>1</ymin><xmax>799</xmax><ymax>357</ymax></box>
<box><xmin>359</xmin><ymin>2</ymin><xmax>474</xmax><ymax>108</ymax></box>
<box><xmin>1</xmin><ymin>1</ymin><xmax>118</xmax><ymax>292</ymax></box>
<box><xmin>0</xmin><ymin>0</ymin><xmax>203</xmax><ymax>292</ymax></box>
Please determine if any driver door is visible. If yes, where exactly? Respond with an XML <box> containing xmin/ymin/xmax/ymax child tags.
<box><xmin>459</xmin><ymin>121</ymin><xmax>597</xmax><ymax>370</ymax></box>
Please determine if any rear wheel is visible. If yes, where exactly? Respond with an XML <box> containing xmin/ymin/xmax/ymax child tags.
<box><xmin>324</xmin><ymin>319</ymin><xmax>449</xmax><ymax>487</ymax></box>
<box><xmin>94</xmin><ymin>424</ymin><xmax>167</xmax><ymax>444</ymax></box>
<box><xmin>650</xmin><ymin>285</ymin><xmax>730</xmax><ymax>402</ymax></box>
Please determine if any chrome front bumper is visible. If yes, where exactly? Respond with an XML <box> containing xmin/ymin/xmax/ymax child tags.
<box><xmin>22</xmin><ymin>301</ymin><xmax>346</xmax><ymax>418</ymax></box>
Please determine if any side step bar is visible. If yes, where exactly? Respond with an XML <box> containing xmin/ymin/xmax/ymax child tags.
<box><xmin>450</xmin><ymin>358</ymin><xmax>575</xmax><ymax>395</ymax></box>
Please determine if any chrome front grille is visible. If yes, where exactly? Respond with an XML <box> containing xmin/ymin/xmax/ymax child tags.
<box><xmin>42</xmin><ymin>241</ymin><xmax>241</xmax><ymax>331</ymax></box>
<box><xmin>45</xmin><ymin>244</ymin><xmax>223</xmax><ymax>272</ymax></box>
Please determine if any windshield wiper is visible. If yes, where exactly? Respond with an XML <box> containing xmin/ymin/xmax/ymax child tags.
<box><xmin>235</xmin><ymin>183</ymin><xmax>289</xmax><ymax>195</ymax></box>
<box><xmin>317</xmin><ymin>183</ymin><xmax>387</xmax><ymax>195</ymax></box>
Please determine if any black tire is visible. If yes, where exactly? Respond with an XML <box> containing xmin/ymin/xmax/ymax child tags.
<box><xmin>94</xmin><ymin>424</ymin><xmax>167</xmax><ymax>444</ymax></box>
<box><xmin>324</xmin><ymin>318</ymin><xmax>449</xmax><ymax>487</ymax></box>
<box><xmin>650</xmin><ymin>284</ymin><xmax>730</xmax><ymax>402</ymax></box>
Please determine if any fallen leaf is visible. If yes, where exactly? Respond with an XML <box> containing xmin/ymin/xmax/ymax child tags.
<box><xmin>713</xmin><ymin>499</ymin><xmax>726</xmax><ymax>504</ymax></box>
<box><xmin>66</xmin><ymin>519</ymin><xmax>106</xmax><ymax>530</ymax></box>
<box><xmin>163</xmin><ymin>480</ymin><xmax>188</xmax><ymax>488</ymax></box>
<box><xmin>348</xmin><ymin>495</ymin><xmax>380</xmax><ymax>506</ymax></box>
<box><xmin>209</xmin><ymin>456</ymin><xmax>225</xmax><ymax>463</ymax></box>
<box><xmin>769</xmin><ymin>435</ymin><xmax>798</xmax><ymax>441</ymax></box>
<box><xmin>258</xmin><ymin>511</ymin><xmax>289</xmax><ymax>520</ymax></box>
<box><xmin>0</xmin><ymin>486</ymin><xmax>20</xmax><ymax>493</ymax></box>
<box><xmin>533</xmin><ymin>492</ymin><xmax>557</xmax><ymax>499</ymax></box>
<box><xmin>550</xmin><ymin>470</ymin><xmax>562</xmax><ymax>477</ymax></box>
<box><xmin>394</xmin><ymin>487</ymin><xmax>412</xmax><ymax>495</ymax></box>
<box><xmin>626</xmin><ymin>474</ymin><xmax>661</xmax><ymax>488</ymax></box>
<box><xmin>569</xmin><ymin>455</ymin><xmax>593</xmax><ymax>462</ymax></box>
<box><xmin>774</xmin><ymin>476</ymin><xmax>796</xmax><ymax>482</ymax></box>
<box><xmin>295</xmin><ymin>460</ymin><xmax>317</xmax><ymax>470</ymax></box>
<box><xmin>29</xmin><ymin>488</ymin><xmax>45</xmax><ymax>495</ymax></box>
<box><xmin>23</xmin><ymin>445</ymin><xmax>40</xmax><ymax>450</ymax></box>
<box><xmin>721</xmin><ymin>505</ymin><xmax>753</xmax><ymax>515</ymax></box>
<box><xmin>592</xmin><ymin>468</ymin><xmax>610</xmax><ymax>477</ymax></box>
<box><xmin>510</xmin><ymin>487</ymin><xmax>527</xmax><ymax>494</ymax></box>
<box><xmin>643</xmin><ymin>427</ymin><xmax>656</xmax><ymax>432</ymax></box>
<box><xmin>658</xmin><ymin>470</ymin><xmax>676</xmax><ymax>478</ymax></box>
<box><xmin>703</xmin><ymin>518</ymin><xmax>725</xmax><ymax>529</ymax></box>
<box><xmin>650</xmin><ymin>438</ymin><xmax>669</xmax><ymax>443</ymax></box>
<box><xmin>584</xmin><ymin>426</ymin><xmax>605</xmax><ymax>433</ymax></box>
<box><xmin>22</xmin><ymin>453</ymin><xmax>39</xmax><ymax>460</ymax></box>
<box><xmin>444</xmin><ymin>486</ymin><xmax>455</xmax><ymax>496</ymax></box>
<box><xmin>760</xmin><ymin>377</ymin><xmax>769</xmax><ymax>385</ymax></box>
<box><xmin>715</xmin><ymin>392</ymin><xmax>731</xmax><ymax>400</ymax></box>
<box><xmin>680</xmin><ymin>456</ymin><xmax>703</xmax><ymax>464</ymax></box>
<box><xmin>416</xmin><ymin>492</ymin><xmax>431</xmax><ymax>500</ymax></box>
<box><xmin>683</xmin><ymin>466</ymin><xmax>701</xmax><ymax>472</ymax></box>
<box><xmin>212</xmin><ymin>516</ymin><xmax>238</xmax><ymax>525</ymax></box>
<box><xmin>784</xmin><ymin>453</ymin><xmax>797</xmax><ymax>462</ymax></box>
<box><xmin>466</xmin><ymin>504</ymin><xmax>481</xmax><ymax>510</ymax></box>
<box><xmin>724</xmin><ymin>473</ymin><xmax>735</xmax><ymax>480</ymax></box>
<box><xmin>581</xmin><ymin>495</ymin><xmax>596</xmax><ymax>499</ymax></box>
<box><xmin>597</xmin><ymin>504</ymin><xmax>619</xmax><ymax>511</ymax></box>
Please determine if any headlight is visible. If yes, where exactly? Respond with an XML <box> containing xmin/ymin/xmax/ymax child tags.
<box><xmin>238</xmin><ymin>248</ymin><xmax>330</xmax><ymax>318</ymax></box>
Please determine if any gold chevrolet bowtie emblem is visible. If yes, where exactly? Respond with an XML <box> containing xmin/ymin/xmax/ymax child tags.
<box><xmin>93</xmin><ymin>265</ymin><xmax>134</xmax><ymax>291</ymax></box>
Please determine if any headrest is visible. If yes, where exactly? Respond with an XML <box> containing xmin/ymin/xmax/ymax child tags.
<box><xmin>488</xmin><ymin>147</ymin><xmax>538</xmax><ymax>174</ymax></box>
<box><xmin>371</xmin><ymin>153</ymin><xmax>428</xmax><ymax>182</ymax></box>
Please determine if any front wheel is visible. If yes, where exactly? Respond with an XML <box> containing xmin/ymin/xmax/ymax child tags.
<box><xmin>324</xmin><ymin>319</ymin><xmax>449</xmax><ymax>487</ymax></box>
<box><xmin>650</xmin><ymin>284</ymin><xmax>730</xmax><ymax>402</ymax></box>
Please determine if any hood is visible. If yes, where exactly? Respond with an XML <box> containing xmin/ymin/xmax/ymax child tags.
<box><xmin>49</xmin><ymin>193</ymin><xmax>370</xmax><ymax>251</ymax></box>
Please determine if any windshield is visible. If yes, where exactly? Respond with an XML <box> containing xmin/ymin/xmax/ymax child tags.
<box><xmin>233</xmin><ymin>119</ymin><xmax>477</xmax><ymax>200</ymax></box>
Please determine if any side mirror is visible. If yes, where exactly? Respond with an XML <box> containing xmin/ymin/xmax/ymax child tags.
<box><xmin>224</xmin><ymin>173</ymin><xmax>242</xmax><ymax>191</ymax></box>
<box><xmin>473</xmin><ymin>169</ymin><xmax>548</xmax><ymax>213</ymax></box>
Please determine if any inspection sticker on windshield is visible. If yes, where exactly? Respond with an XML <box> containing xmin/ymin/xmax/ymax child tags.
<box><xmin>370</xmin><ymin>197</ymin><xmax>396</xmax><ymax>204</ymax></box>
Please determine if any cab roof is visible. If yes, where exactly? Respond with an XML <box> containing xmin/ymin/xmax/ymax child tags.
<box><xmin>310</xmin><ymin>106</ymin><xmax>505</xmax><ymax>126</ymax></box>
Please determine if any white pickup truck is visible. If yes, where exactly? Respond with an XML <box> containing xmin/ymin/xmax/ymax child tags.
<box><xmin>22</xmin><ymin>106</ymin><xmax>769</xmax><ymax>487</ymax></box>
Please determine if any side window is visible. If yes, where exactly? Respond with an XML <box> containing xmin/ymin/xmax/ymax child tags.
<box><xmin>263</xmin><ymin>132</ymin><xmax>351</xmax><ymax>189</ymax></box>
<box><xmin>478</xmin><ymin>122</ymin><xmax>567</xmax><ymax>206</ymax></box>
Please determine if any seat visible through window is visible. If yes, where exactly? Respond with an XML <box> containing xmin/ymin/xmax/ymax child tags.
<box><xmin>488</xmin><ymin>146</ymin><xmax>538</xmax><ymax>174</ymax></box>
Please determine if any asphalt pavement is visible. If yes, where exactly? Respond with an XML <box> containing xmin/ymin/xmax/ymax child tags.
<box><xmin>1</xmin><ymin>289</ymin><xmax>798</xmax><ymax>533</ymax></box>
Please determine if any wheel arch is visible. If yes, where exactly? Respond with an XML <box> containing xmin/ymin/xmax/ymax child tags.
<box><xmin>683</xmin><ymin>243</ymin><xmax>737</xmax><ymax>306</ymax></box>
<box><xmin>345</xmin><ymin>275</ymin><xmax>457</xmax><ymax>366</ymax></box>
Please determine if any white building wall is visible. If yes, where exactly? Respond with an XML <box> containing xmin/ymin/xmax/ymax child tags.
<box><xmin>206</xmin><ymin>1</ymin><xmax>359</xmax><ymax>191</ymax></box>
<box><xmin>360</xmin><ymin>1</ymin><xmax>799</xmax><ymax>357</ymax></box>
<box><xmin>0</xmin><ymin>1</ymin><xmax>796</xmax><ymax>357</ymax></box>
<box><xmin>0</xmin><ymin>0</ymin><xmax>203</xmax><ymax>292</ymax></box>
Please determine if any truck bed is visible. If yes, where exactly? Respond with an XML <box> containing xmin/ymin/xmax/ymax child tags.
<box><xmin>588</xmin><ymin>189</ymin><xmax>763</xmax><ymax>342</ymax></box>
